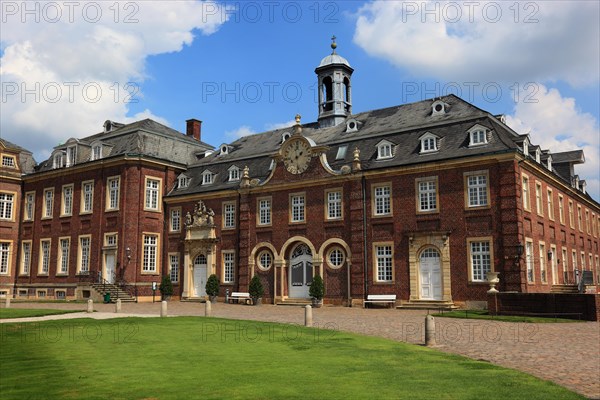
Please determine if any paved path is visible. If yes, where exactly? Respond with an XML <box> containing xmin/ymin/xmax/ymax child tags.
<box><xmin>2</xmin><ymin>301</ymin><xmax>599</xmax><ymax>399</ymax></box>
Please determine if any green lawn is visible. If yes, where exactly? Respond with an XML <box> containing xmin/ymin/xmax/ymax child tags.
<box><xmin>0</xmin><ymin>308</ymin><xmax>83</xmax><ymax>319</ymax></box>
<box><xmin>0</xmin><ymin>317</ymin><xmax>583</xmax><ymax>400</ymax></box>
<box><xmin>432</xmin><ymin>310</ymin><xmax>584</xmax><ymax>323</ymax></box>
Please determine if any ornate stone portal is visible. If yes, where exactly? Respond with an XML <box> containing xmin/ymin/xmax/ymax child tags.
<box><xmin>182</xmin><ymin>201</ymin><xmax>218</xmax><ymax>299</ymax></box>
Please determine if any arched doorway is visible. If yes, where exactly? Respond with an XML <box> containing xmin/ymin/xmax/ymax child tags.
<box><xmin>289</xmin><ymin>244</ymin><xmax>313</xmax><ymax>298</ymax></box>
<box><xmin>193</xmin><ymin>255</ymin><xmax>207</xmax><ymax>297</ymax></box>
<box><xmin>419</xmin><ymin>248</ymin><xmax>442</xmax><ymax>300</ymax></box>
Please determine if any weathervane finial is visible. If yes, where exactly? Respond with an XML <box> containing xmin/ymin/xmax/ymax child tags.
<box><xmin>331</xmin><ymin>35</ymin><xmax>337</xmax><ymax>53</ymax></box>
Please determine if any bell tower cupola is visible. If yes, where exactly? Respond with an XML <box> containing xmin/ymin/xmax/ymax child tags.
<box><xmin>315</xmin><ymin>36</ymin><xmax>354</xmax><ymax>128</ymax></box>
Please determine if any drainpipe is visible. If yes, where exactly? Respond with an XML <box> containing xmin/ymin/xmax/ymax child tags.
<box><xmin>362</xmin><ymin>175</ymin><xmax>368</xmax><ymax>299</ymax></box>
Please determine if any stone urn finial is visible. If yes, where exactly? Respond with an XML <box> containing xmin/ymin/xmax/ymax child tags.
<box><xmin>487</xmin><ymin>272</ymin><xmax>500</xmax><ymax>294</ymax></box>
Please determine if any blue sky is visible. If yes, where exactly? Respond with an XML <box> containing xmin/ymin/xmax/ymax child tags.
<box><xmin>1</xmin><ymin>1</ymin><xmax>599</xmax><ymax>200</ymax></box>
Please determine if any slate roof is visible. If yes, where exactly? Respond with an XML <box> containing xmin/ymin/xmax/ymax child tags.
<box><xmin>168</xmin><ymin>94</ymin><xmax>525</xmax><ymax>197</ymax></box>
<box><xmin>35</xmin><ymin>119</ymin><xmax>212</xmax><ymax>172</ymax></box>
<box><xmin>0</xmin><ymin>138</ymin><xmax>36</xmax><ymax>174</ymax></box>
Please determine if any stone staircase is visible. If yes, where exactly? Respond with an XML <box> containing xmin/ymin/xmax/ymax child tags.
<box><xmin>91</xmin><ymin>283</ymin><xmax>136</xmax><ymax>302</ymax></box>
<box><xmin>550</xmin><ymin>284</ymin><xmax>579</xmax><ymax>294</ymax></box>
<box><xmin>396</xmin><ymin>299</ymin><xmax>458</xmax><ymax>311</ymax></box>
<box><xmin>276</xmin><ymin>298</ymin><xmax>312</xmax><ymax>307</ymax></box>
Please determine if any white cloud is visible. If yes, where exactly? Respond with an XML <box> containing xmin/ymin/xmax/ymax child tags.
<box><xmin>353</xmin><ymin>0</ymin><xmax>599</xmax><ymax>85</ymax></box>
<box><xmin>505</xmin><ymin>85</ymin><xmax>600</xmax><ymax>201</ymax></box>
<box><xmin>0</xmin><ymin>1</ymin><xmax>227</xmax><ymax>160</ymax></box>
<box><xmin>265</xmin><ymin>120</ymin><xmax>296</xmax><ymax>131</ymax></box>
<box><xmin>225</xmin><ymin>125</ymin><xmax>256</xmax><ymax>140</ymax></box>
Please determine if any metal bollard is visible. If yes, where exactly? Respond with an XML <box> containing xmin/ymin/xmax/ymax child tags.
<box><xmin>305</xmin><ymin>305</ymin><xmax>313</xmax><ymax>327</ymax></box>
<box><xmin>160</xmin><ymin>300</ymin><xmax>167</xmax><ymax>317</ymax></box>
<box><xmin>5</xmin><ymin>296</ymin><xmax>10</xmax><ymax>308</ymax></box>
<box><xmin>115</xmin><ymin>299</ymin><xmax>122</xmax><ymax>313</ymax></box>
<box><xmin>205</xmin><ymin>300</ymin><xmax>212</xmax><ymax>317</ymax></box>
<box><xmin>425</xmin><ymin>314</ymin><xmax>436</xmax><ymax>346</ymax></box>
<box><xmin>87</xmin><ymin>299</ymin><xmax>93</xmax><ymax>313</ymax></box>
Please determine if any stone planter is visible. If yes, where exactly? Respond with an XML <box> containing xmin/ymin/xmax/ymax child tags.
<box><xmin>311</xmin><ymin>298</ymin><xmax>323</xmax><ymax>308</ymax></box>
<box><xmin>487</xmin><ymin>272</ymin><xmax>500</xmax><ymax>293</ymax></box>
<box><xmin>209</xmin><ymin>295</ymin><xmax>217</xmax><ymax>303</ymax></box>
<box><xmin>252</xmin><ymin>297</ymin><xmax>262</xmax><ymax>306</ymax></box>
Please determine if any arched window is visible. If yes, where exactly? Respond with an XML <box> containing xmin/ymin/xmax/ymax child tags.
<box><xmin>322</xmin><ymin>76</ymin><xmax>333</xmax><ymax>112</ymax></box>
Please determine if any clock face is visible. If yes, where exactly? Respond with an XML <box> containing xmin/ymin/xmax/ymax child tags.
<box><xmin>283</xmin><ymin>139</ymin><xmax>312</xmax><ymax>175</ymax></box>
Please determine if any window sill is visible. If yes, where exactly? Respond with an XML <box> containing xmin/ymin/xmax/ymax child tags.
<box><xmin>372</xmin><ymin>281</ymin><xmax>394</xmax><ymax>285</ymax></box>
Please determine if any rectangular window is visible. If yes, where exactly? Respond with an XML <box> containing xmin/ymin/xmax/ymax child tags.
<box><xmin>465</xmin><ymin>172</ymin><xmax>489</xmax><ymax>208</ymax></box>
<box><xmin>142</xmin><ymin>234</ymin><xmax>158</xmax><ymax>273</ymax></box>
<box><xmin>373</xmin><ymin>184</ymin><xmax>391</xmax><ymax>216</ymax></box>
<box><xmin>43</xmin><ymin>188</ymin><xmax>54</xmax><ymax>218</ymax></box>
<box><xmin>78</xmin><ymin>236</ymin><xmax>91</xmax><ymax>274</ymax></box>
<box><xmin>81</xmin><ymin>181</ymin><xmax>94</xmax><ymax>213</ymax></box>
<box><xmin>223</xmin><ymin>251</ymin><xmax>235</xmax><ymax>284</ymax></box>
<box><xmin>258</xmin><ymin>198</ymin><xmax>271</xmax><ymax>226</ymax></box>
<box><xmin>169</xmin><ymin>254</ymin><xmax>179</xmax><ymax>283</ymax></box>
<box><xmin>558</xmin><ymin>195</ymin><xmax>565</xmax><ymax>224</ymax></box>
<box><xmin>539</xmin><ymin>243</ymin><xmax>547</xmax><ymax>283</ymax></box>
<box><xmin>144</xmin><ymin>177</ymin><xmax>161</xmax><ymax>211</ymax></box>
<box><xmin>417</xmin><ymin>178</ymin><xmax>437</xmax><ymax>212</ymax></box>
<box><xmin>525</xmin><ymin>240</ymin><xmax>534</xmax><ymax>283</ymax></box>
<box><xmin>106</xmin><ymin>177</ymin><xmax>120</xmax><ymax>210</ymax></box>
<box><xmin>105</xmin><ymin>234</ymin><xmax>117</xmax><ymax>247</ymax></box>
<box><xmin>375</xmin><ymin>245</ymin><xmax>393</xmax><ymax>282</ymax></box>
<box><xmin>535</xmin><ymin>182</ymin><xmax>543</xmax><ymax>216</ymax></box>
<box><xmin>24</xmin><ymin>192</ymin><xmax>35</xmax><ymax>221</ymax></box>
<box><xmin>0</xmin><ymin>242</ymin><xmax>10</xmax><ymax>275</ymax></box>
<box><xmin>577</xmin><ymin>205</ymin><xmax>583</xmax><ymax>231</ymax></box>
<box><xmin>39</xmin><ymin>239</ymin><xmax>51</xmax><ymax>275</ymax></box>
<box><xmin>326</xmin><ymin>190</ymin><xmax>342</xmax><ymax>220</ymax></box>
<box><xmin>21</xmin><ymin>241</ymin><xmax>31</xmax><ymax>275</ymax></box>
<box><xmin>66</xmin><ymin>146</ymin><xmax>77</xmax><ymax>167</ymax></box>
<box><xmin>469</xmin><ymin>239</ymin><xmax>492</xmax><ymax>282</ymax></box>
<box><xmin>58</xmin><ymin>238</ymin><xmax>70</xmax><ymax>275</ymax></box>
<box><xmin>568</xmin><ymin>200</ymin><xmax>574</xmax><ymax>228</ymax></box>
<box><xmin>290</xmin><ymin>194</ymin><xmax>305</xmax><ymax>223</ymax></box>
<box><xmin>572</xmin><ymin>250</ymin><xmax>578</xmax><ymax>272</ymax></box>
<box><xmin>562</xmin><ymin>248</ymin><xmax>568</xmax><ymax>281</ymax></box>
<box><xmin>547</xmin><ymin>189</ymin><xmax>554</xmax><ymax>220</ymax></box>
<box><xmin>92</xmin><ymin>145</ymin><xmax>102</xmax><ymax>160</ymax></box>
<box><xmin>0</xmin><ymin>193</ymin><xmax>14</xmax><ymax>220</ymax></box>
<box><xmin>585</xmin><ymin>210</ymin><xmax>591</xmax><ymax>234</ymax></box>
<box><xmin>581</xmin><ymin>252</ymin><xmax>586</xmax><ymax>270</ymax></box>
<box><xmin>1</xmin><ymin>155</ymin><xmax>16</xmax><ymax>167</ymax></box>
<box><xmin>223</xmin><ymin>202</ymin><xmax>236</xmax><ymax>229</ymax></box>
<box><xmin>522</xmin><ymin>175</ymin><xmax>530</xmax><ymax>211</ymax></box>
<box><xmin>61</xmin><ymin>185</ymin><xmax>73</xmax><ymax>216</ymax></box>
<box><xmin>170</xmin><ymin>208</ymin><xmax>181</xmax><ymax>232</ymax></box>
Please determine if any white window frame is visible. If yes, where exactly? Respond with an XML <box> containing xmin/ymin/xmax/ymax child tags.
<box><xmin>202</xmin><ymin>170</ymin><xmax>214</xmax><ymax>185</ymax></box>
<box><xmin>376</xmin><ymin>141</ymin><xmax>393</xmax><ymax>160</ymax></box>
<box><xmin>468</xmin><ymin>125</ymin><xmax>488</xmax><ymax>147</ymax></box>
<box><xmin>43</xmin><ymin>188</ymin><xmax>54</xmax><ymax>218</ymax></box>
<box><xmin>419</xmin><ymin>133</ymin><xmax>438</xmax><ymax>153</ymax></box>
<box><xmin>66</xmin><ymin>146</ymin><xmax>77</xmax><ymax>167</ymax></box>
<box><xmin>465</xmin><ymin>171</ymin><xmax>489</xmax><ymax>208</ymax></box>
<box><xmin>539</xmin><ymin>242</ymin><xmax>547</xmax><ymax>283</ymax></box>
<box><xmin>144</xmin><ymin>177</ymin><xmax>161</xmax><ymax>211</ymax></box>
<box><xmin>290</xmin><ymin>193</ymin><xmax>305</xmax><ymax>223</ymax></box>
<box><xmin>257</xmin><ymin>250</ymin><xmax>273</xmax><ymax>271</ymax></box>
<box><xmin>228</xmin><ymin>166</ymin><xmax>240</xmax><ymax>182</ymax></box>
<box><xmin>106</xmin><ymin>176</ymin><xmax>120</xmax><ymax>211</ymax></box>
<box><xmin>92</xmin><ymin>144</ymin><xmax>102</xmax><ymax>160</ymax></box>
<box><xmin>142</xmin><ymin>234</ymin><xmax>159</xmax><ymax>274</ymax></box>
<box><xmin>468</xmin><ymin>238</ymin><xmax>493</xmax><ymax>282</ymax></box>
<box><xmin>258</xmin><ymin>198</ymin><xmax>272</xmax><ymax>226</ymax></box>
<box><xmin>373</xmin><ymin>184</ymin><xmax>392</xmax><ymax>216</ymax></box>
<box><xmin>0</xmin><ymin>192</ymin><xmax>14</xmax><ymax>220</ymax></box>
<box><xmin>78</xmin><ymin>236</ymin><xmax>91</xmax><ymax>274</ymax></box>
<box><xmin>326</xmin><ymin>247</ymin><xmax>345</xmax><ymax>269</ymax></box>
<box><xmin>326</xmin><ymin>189</ymin><xmax>343</xmax><ymax>220</ymax></box>
<box><xmin>39</xmin><ymin>239</ymin><xmax>51</xmax><ymax>275</ymax></box>
<box><xmin>1</xmin><ymin>155</ymin><xmax>16</xmax><ymax>168</ymax></box>
<box><xmin>21</xmin><ymin>241</ymin><xmax>32</xmax><ymax>275</ymax></box>
<box><xmin>53</xmin><ymin>152</ymin><xmax>64</xmax><ymax>169</ymax></box>
<box><xmin>24</xmin><ymin>191</ymin><xmax>35</xmax><ymax>221</ymax></box>
<box><xmin>222</xmin><ymin>251</ymin><xmax>235</xmax><ymax>284</ymax></box>
<box><xmin>522</xmin><ymin>174</ymin><xmax>530</xmax><ymax>211</ymax></box>
<box><xmin>558</xmin><ymin>194</ymin><xmax>565</xmax><ymax>224</ymax></box>
<box><xmin>417</xmin><ymin>177</ymin><xmax>438</xmax><ymax>213</ymax></box>
<box><xmin>0</xmin><ymin>242</ymin><xmax>11</xmax><ymax>275</ymax></box>
<box><xmin>170</xmin><ymin>208</ymin><xmax>181</xmax><ymax>232</ymax></box>
<box><xmin>169</xmin><ymin>253</ymin><xmax>179</xmax><ymax>283</ymax></box>
<box><xmin>374</xmin><ymin>244</ymin><xmax>393</xmax><ymax>283</ymax></box>
<box><xmin>81</xmin><ymin>181</ymin><xmax>94</xmax><ymax>214</ymax></box>
<box><xmin>223</xmin><ymin>202</ymin><xmax>236</xmax><ymax>229</ymax></box>
<box><xmin>547</xmin><ymin>189</ymin><xmax>554</xmax><ymax>220</ymax></box>
<box><xmin>57</xmin><ymin>237</ymin><xmax>70</xmax><ymax>275</ymax></box>
<box><xmin>61</xmin><ymin>184</ymin><xmax>73</xmax><ymax>216</ymax></box>
<box><xmin>525</xmin><ymin>239</ymin><xmax>534</xmax><ymax>283</ymax></box>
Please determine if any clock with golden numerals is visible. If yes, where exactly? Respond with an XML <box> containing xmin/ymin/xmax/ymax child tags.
<box><xmin>283</xmin><ymin>139</ymin><xmax>312</xmax><ymax>175</ymax></box>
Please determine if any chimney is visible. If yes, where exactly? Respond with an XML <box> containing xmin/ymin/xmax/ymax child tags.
<box><xmin>186</xmin><ymin>119</ymin><xmax>202</xmax><ymax>141</ymax></box>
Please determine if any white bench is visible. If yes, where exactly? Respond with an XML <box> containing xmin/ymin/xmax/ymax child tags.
<box><xmin>363</xmin><ymin>294</ymin><xmax>396</xmax><ymax>308</ymax></box>
<box><xmin>228</xmin><ymin>292</ymin><xmax>251</xmax><ymax>305</ymax></box>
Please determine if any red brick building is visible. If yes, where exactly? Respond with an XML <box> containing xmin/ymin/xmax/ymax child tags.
<box><xmin>0</xmin><ymin>139</ymin><xmax>35</xmax><ymax>297</ymax></box>
<box><xmin>4</xmin><ymin>45</ymin><xmax>600</xmax><ymax>307</ymax></box>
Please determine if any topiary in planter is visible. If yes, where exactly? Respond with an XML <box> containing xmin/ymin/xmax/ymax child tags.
<box><xmin>205</xmin><ymin>274</ymin><xmax>220</xmax><ymax>300</ymax></box>
<box><xmin>309</xmin><ymin>275</ymin><xmax>325</xmax><ymax>307</ymax></box>
<box><xmin>159</xmin><ymin>274</ymin><xmax>174</xmax><ymax>300</ymax></box>
<box><xmin>248</xmin><ymin>274</ymin><xmax>264</xmax><ymax>305</ymax></box>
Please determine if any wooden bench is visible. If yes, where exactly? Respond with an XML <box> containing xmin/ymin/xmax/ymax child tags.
<box><xmin>228</xmin><ymin>292</ymin><xmax>252</xmax><ymax>305</ymax></box>
<box><xmin>363</xmin><ymin>294</ymin><xmax>396</xmax><ymax>308</ymax></box>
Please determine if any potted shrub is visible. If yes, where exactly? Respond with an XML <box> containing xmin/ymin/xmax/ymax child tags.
<box><xmin>248</xmin><ymin>274</ymin><xmax>264</xmax><ymax>305</ymax></box>
<box><xmin>205</xmin><ymin>274</ymin><xmax>219</xmax><ymax>303</ymax></box>
<box><xmin>159</xmin><ymin>275</ymin><xmax>174</xmax><ymax>301</ymax></box>
<box><xmin>309</xmin><ymin>275</ymin><xmax>325</xmax><ymax>308</ymax></box>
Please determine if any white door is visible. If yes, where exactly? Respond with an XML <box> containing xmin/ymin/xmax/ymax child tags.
<box><xmin>420</xmin><ymin>248</ymin><xmax>442</xmax><ymax>300</ymax></box>
<box><xmin>551</xmin><ymin>248</ymin><xmax>558</xmax><ymax>284</ymax></box>
<box><xmin>193</xmin><ymin>255</ymin><xmax>207</xmax><ymax>297</ymax></box>
<box><xmin>288</xmin><ymin>244</ymin><xmax>313</xmax><ymax>298</ymax></box>
<box><xmin>105</xmin><ymin>253</ymin><xmax>116</xmax><ymax>284</ymax></box>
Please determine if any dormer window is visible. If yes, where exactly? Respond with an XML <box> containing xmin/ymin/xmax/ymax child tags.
<box><xmin>53</xmin><ymin>152</ymin><xmax>65</xmax><ymax>169</ymax></box>
<box><xmin>431</xmin><ymin>100</ymin><xmax>446</xmax><ymax>116</ymax></box>
<box><xmin>535</xmin><ymin>148</ymin><xmax>541</xmax><ymax>163</ymax></box>
<box><xmin>1</xmin><ymin>155</ymin><xmax>16</xmax><ymax>168</ymax></box>
<box><xmin>522</xmin><ymin>138</ymin><xmax>529</xmax><ymax>156</ymax></box>
<box><xmin>177</xmin><ymin>174</ymin><xmax>190</xmax><ymax>189</ymax></box>
<box><xmin>66</xmin><ymin>146</ymin><xmax>77</xmax><ymax>167</ymax></box>
<box><xmin>419</xmin><ymin>132</ymin><xmax>439</xmax><ymax>154</ymax></box>
<box><xmin>281</xmin><ymin>132</ymin><xmax>291</xmax><ymax>143</ymax></box>
<box><xmin>228</xmin><ymin>166</ymin><xmax>240</xmax><ymax>182</ymax></box>
<box><xmin>220</xmin><ymin>144</ymin><xmax>232</xmax><ymax>156</ymax></box>
<box><xmin>92</xmin><ymin>144</ymin><xmax>102</xmax><ymax>161</ymax></box>
<box><xmin>546</xmin><ymin>155</ymin><xmax>552</xmax><ymax>171</ymax></box>
<box><xmin>377</xmin><ymin>140</ymin><xmax>394</xmax><ymax>160</ymax></box>
<box><xmin>202</xmin><ymin>170</ymin><xmax>214</xmax><ymax>185</ymax></box>
<box><xmin>345</xmin><ymin>119</ymin><xmax>360</xmax><ymax>133</ymax></box>
<box><xmin>468</xmin><ymin>125</ymin><xmax>488</xmax><ymax>147</ymax></box>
